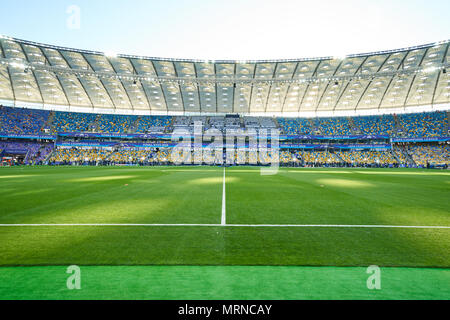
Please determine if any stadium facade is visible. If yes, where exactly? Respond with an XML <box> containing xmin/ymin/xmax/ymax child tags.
<box><xmin>0</xmin><ymin>36</ymin><xmax>448</xmax><ymax>168</ymax></box>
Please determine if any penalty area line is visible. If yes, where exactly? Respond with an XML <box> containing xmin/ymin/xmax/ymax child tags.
<box><xmin>0</xmin><ymin>224</ymin><xmax>448</xmax><ymax>229</ymax></box>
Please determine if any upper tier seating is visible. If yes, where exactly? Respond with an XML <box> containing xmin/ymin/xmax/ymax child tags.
<box><xmin>135</xmin><ymin>116</ymin><xmax>172</xmax><ymax>134</ymax></box>
<box><xmin>1</xmin><ymin>105</ymin><xmax>448</xmax><ymax>138</ymax></box>
<box><xmin>277</xmin><ymin>118</ymin><xmax>311</xmax><ymax>135</ymax></box>
<box><xmin>95</xmin><ymin>114</ymin><xmax>138</xmax><ymax>133</ymax></box>
<box><xmin>397</xmin><ymin>111</ymin><xmax>448</xmax><ymax>137</ymax></box>
<box><xmin>52</xmin><ymin>111</ymin><xmax>97</xmax><ymax>133</ymax></box>
<box><xmin>0</xmin><ymin>106</ymin><xmax>49</xmax><ymax>135</ymax></box>
<box><xmin>315</xmin><ymin>117</ymin><xmax>353</xmax><ymax>136</ymax></box>
<box><xmin>353</xmin><ymin>114</ymin><xmax>396</xmax><ymax>136</ymax></box>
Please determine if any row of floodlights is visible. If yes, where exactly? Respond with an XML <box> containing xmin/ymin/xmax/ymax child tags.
<box><xmin>0</xmin><ymin>59</ymin><xmax>447</xmax><ymax>86</ymax></box>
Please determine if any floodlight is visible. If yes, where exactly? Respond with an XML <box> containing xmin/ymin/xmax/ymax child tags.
<box><xmin>104</xmin><ymin>51</ymin><xmax>118</xmax><ymax>58</ymax></box>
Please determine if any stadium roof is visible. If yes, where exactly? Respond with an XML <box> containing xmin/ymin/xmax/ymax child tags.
<box><xmin>0</xmin><ymin>35</ymin><xmax>449</xmax><ymax>117</ymax></box>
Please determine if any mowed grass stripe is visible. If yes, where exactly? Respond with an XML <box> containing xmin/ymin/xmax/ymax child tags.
<box><xmin>0</xmin><ymin>166</ymin><xmax>224</xmax><ymax>224</ymax></box>
<box><xmin>0</xmin><ymin>266</ymin><xmax>448</xmax><ymax>300</ymax></box>
<box><xmin>226</xmin><ymin>167</ymin><xmax>450</xmax><ymax>226</ymax></box>
<box><xmin>0</xmin><ymin>226</ymin><xmax>448</xmax><ymax>267</ymax></box>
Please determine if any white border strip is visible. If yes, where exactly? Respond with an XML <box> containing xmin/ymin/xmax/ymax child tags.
<box><xmin>0</xmin><ymin>224</ymin><xmax>448</xmax><ymax>229</ymax></box>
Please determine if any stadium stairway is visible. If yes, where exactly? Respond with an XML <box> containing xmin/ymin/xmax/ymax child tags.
<box><xmin>90</xmin><ymin>114</ymin><xmax>102</xmax><ymax>132</ymax></box>
<box><xmin>406</xmin><ymin>152</ymin><xmax>417</xmax><ymax>167</ymax></box>
<box><xmin>273</xmin><ymin>117</ymin><xmax>280</xmax><ymax>132</ymax></box>
<box><xmin>104</xmin><ymin>149</ymin><xmax>116</xmax><ymax>162</ymax></box>
<box><xmin>447</xmin><ymin>111</ymin><xmax>450</xmax><ymax>134</ymax></box>
<box><xmin>44</xmin><ymin>147</ymin><xmax>56</xmax><ymax>164</ymax></box>
<box><xmin>239</xmin><ymin>116</ymin><xmax>245</xmax><ymax>128</ymax></box>
<box><xmin>24</xmin><ymin>148</ymin><xmax>32</xmax><ymax>164</ymax></box>
<box><xmin>397</xmin><ymin>145</ymin><xmax>417</xmax><ymax>167</ymax></box>
<box><xmin>0</xmin><ymin>105</ymin><xmax>4</xmax><ymax>131</ymax></box>
<box><xmin>134</xmin><ymin>116</ymin><xmax>144</xmax><ymax>133</ymax></box>
<box><xmin>308</xmin><ymin>118</ymin><xmax>319</xmax><ymax>135</ymax></box>
<box><xmin>393</xmin><ymin>114</ymin><xmax>405</xmax><ymax>137</ymax></box>
<box><xmin>348</xmin><ymin>117</ymin><xmax>362</xmax><ymax>135</ymax></box>
<box><xmin>166</xmin><ymin>117</ymin><xmax>175</xmax><ymax>133</ymax></box>
<box><xmin>129</xmin><ymin>117</ymin><xmax>140</xmax><ymax>134</ymax></box>
<box><xmin>295</xmin><ymin>152</ymin><xmax>304</xmax><ymax>165</ymax></box>
<box><xmin>390</xmin><ymin>149</ymin><xmax>404</xmax><ymax>165</ymax></box>
<box><xmin>333</xmin><ymin>151</ymin><xmax>346</xmax><ymax>164</ymax></box>
<box><xmin>43</xmin><ymin>111</ymin><xmax>55</xmax><ymax>133</ymax></box>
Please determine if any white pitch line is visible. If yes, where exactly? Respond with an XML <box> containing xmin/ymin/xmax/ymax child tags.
<box><xmin>0</xmin><ymin>224</ymin><xmax>221</xmax><ymax>227</ymax></box>
<box><xmin>0</xmin><ymin>224</ymin><xmax>449</xmax><ymax>229</ymax></box>
<box><xmin>221</xmin><ymin>167</ymin><xmax>226</xmax><ymax>226</ymax></box>
<box><xmin>226</xmin><ymin>224</ymin><xmax>450</xmax><ymax>229</ymax></box>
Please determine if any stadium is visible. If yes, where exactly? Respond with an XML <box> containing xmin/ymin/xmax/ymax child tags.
<box><xmin>0</xmin><ymin>2</ymin><xmax>449</xmax><ymax>303</ymax></box>
<box><xmin>0</xmin><ymin>36</ymin><xmax>449</xmax><ymax>169</ymax></box>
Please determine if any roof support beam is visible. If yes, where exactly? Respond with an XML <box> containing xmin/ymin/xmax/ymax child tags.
<box><xmin>377</xmin><ymin>52</ymin><xmax>410</xmax><ymax>110</ymax></box>
<box><xmin>298</xmin><ymin>61</ymin><xmax>321</xmax><ymax>113</ymax></box>
<box><xmin>248</xmin><ymin>64</ymin><xmax>258</xmax><ymax>113</ymax></box>
<box><xmin>280</xmin><ymin>62</ymin><xmax>299</xmax><ymax>113</ymax></box>
<box><xmin>264</xmin><ymin>64</ymin><xmax>278</xmax><ymax>113</ymax></box>
<box><xmin>36</xmin><ymin>46</ymin><xmax>72</xmax><ymax>107</ymax></box>
<box><xmin>354</xmin><ymin>54</ymin><xmax>391</xmax><ymax>111</ymax></box>
<box><xmin>231</xmin><ymin>63</ymin><xmax>237</xmax><ymax>114</ymax></box>
<box><xmin>128</xmin><ymin>59</ymin><xmax>152</xmax><ymax>112</ymax></box>
<box><xmin>332</xmin><ymin>56</ymin><xmax>368</xmax><ymax>111</ymax></box>
<box><xmin>192</xmin><ymin>63</ymin><xmax>202</xmax><ymax>113</ymax></box>
<box><xmin>315</xmin><ymin>60</ymin><xmax>344</xmax><ymax>111</ymax></box>
<box><xmin>402</xmin><ymin>48</ymin><xmax>429</xmax><ymax>108</ymax></box>
<box><xmin>0</xmin><ymin>40</ymin><xmax>16</xmax><ymax>102</ymax></box>
<box><xmin>82</xmin><ymin>53</ymin><xmax>117</xmax><ymax>110</ymax></box>
<box><xmin>149</xmin><ymin>60</ymin><xmax>169</xmax><ymax>113</ymax></box>
<box><xmin>57</xmin><ymin>51</ymin><xmax>95</xmax><ymax>109</ymax></box>
<box><xmin>106</xmin><ymin>57</ymin><xmax>135</xmax><ymax>111</ymax></box>
<box><xmin>432</xmin><ymin>42</ymin><xmax>450</xmax><ymax>105</ymax></box>
<box><xmin>17</xmin><ymin>43</ymin><xmax>45</xmax><ymax>105</ymax></box>
<box><xmin>214</xmin><ymin>63</ymin><xmax>218</xmax><ymax>114</ymax></box>
<box><xmin>171</xmin><ymin>62</ymin><xmax>185</xmax><ymax>114</ymax></box>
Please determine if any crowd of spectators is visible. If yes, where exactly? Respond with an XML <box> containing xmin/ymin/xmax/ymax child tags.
<box><xmin>0</xmin><ymin>106</ymin><xmax>49</xmax><ymax>135</ymax></box>
<box><xmin>277</xmin><ymin>118</ymin><xmax>311</xmax><ymax>135</ymax></box>
<box><xmin>353</xmin><ymin>114</ymin><xmax>396</xmax><ymax>136</ymax></box>
<box><xmin>51</xmin><ymin>111</ymin><xmax>97</xmax><ymax>133</ymax></box>
<box><xmin>1</xmin><ymin>106</ymin><xmax>448</xmax><ymax>138</ymax></box>
<box><xmin>336</xmin><ymin>150</ymin><xmax>398</xmax><ymax>166</ymax></box>
<box><xmin>38</xmin><ymin>144</ymin><xmax>450</xmax><ymax>168</ymax></box>
<box><xmin>49</xmin><ymin>147</ymin><xmax>111</xmax><ymax>165</ymax></box>
<box><xmin>135</xmin><ymin>116</ymin><xmax>172</xmax><ymax>134</ymax></box>
<box><xmin>315</xmin><ymin>117</ymin><xmax>354</xmax><ymax>136</ymax></box>
<box><xmin>0</xmin><ymin>105</ymin><xmax>448</xmax><ymax>168</ymax></box>
<box><xmin>95</xmin><ymin>114</ymin><xmax>138</xmax><ymax>134</ymax></box>
<box><xmin>406</xmin><ymin>143</ymin><xmax>449</xmax><ymax>166</ymax></box>
<box><xmin>397</xmin><ymin>111</ymin><xmax>448</xmax><ymax>137</ymax></box>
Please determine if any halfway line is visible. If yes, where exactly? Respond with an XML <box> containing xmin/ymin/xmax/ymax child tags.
<box><xmin>221</xmin><ymin>167</ymin><xmax>226</xmax><ymax>226</ymax></box>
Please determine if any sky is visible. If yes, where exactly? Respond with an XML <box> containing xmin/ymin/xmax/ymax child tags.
<box><xmin>0</xmin><ymin>0</ymin><xmax>449</xmax><ymax>60</ymax></box>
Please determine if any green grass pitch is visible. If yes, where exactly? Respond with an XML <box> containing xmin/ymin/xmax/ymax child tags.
<box><xmin>0</xmin><ymin>166</ymin><xmax>449</xmax><ymax>299</ymax></box>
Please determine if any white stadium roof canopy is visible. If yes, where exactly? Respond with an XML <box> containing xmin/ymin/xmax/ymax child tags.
<box><xmin>0</xmin><ymin>35</ymin><xmax>449</xmax><ymax>117</ymax></box>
